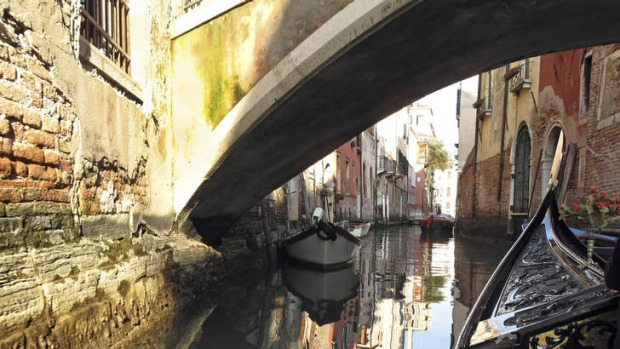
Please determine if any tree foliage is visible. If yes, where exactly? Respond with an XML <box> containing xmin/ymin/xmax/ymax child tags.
<box><xmin>424</xmin><ymin>139</ymin><xmax>451</xmax><ymax>204</ymax></box>
<box><xmin>427</xmin><ymin>139</ymin><xmax>450</xmax><ymax>173</ymax></box>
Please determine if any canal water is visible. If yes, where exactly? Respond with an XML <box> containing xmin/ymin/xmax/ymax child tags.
<box><xmin>134</xmin><ymin>224</ymin><xmax>513</xmax><ymax>349</ymax></box>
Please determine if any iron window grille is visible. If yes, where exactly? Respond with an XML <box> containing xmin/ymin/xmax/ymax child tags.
<box><xmin>80</xmin><ymin>0</ymin><xmax>130</xmax><ymax>74</ymax></box>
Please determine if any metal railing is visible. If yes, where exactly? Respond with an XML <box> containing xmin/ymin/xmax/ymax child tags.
<box><xmin>473</xmin><ymin>97</ymin><xmax>492</xmax><ymax>118</ymax></box>
<box><xmin>81</xmin><ymin>0</ymin><xmax>130</xmax><ymax>73</ymax></box>
<box><xmin>509</xmin><ymin>61</ymin><xmax>531</xmax><ymax>93</ymax></box>
<box><xmin>386</xmin><ymin>159</ymin><xmax>397</xmax><ymax>175</ymax></box>
<box><xmin>377</xmin><ymin>155</ymin><xmax>387</xmax><ymax>174</ymax></box>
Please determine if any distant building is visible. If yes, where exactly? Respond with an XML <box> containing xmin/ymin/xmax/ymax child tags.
<box><xmin>456</xmin><ymin>83</ymin><xmax>478</xmax><ymax>173</ymax></box>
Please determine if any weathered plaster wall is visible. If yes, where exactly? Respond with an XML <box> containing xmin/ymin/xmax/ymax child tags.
<box><xmin>539</xmin><ymin>50</ymin><xmax>583</xmax><ymax>120</ymax></box>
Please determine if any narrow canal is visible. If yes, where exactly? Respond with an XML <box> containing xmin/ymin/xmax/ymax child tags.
<box><xmin>131</xmin><ymin>224</ymin><xmax>513</xmax><ymax>348</ymax></box>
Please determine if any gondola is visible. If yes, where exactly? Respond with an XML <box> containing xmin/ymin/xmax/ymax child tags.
<box><xmin>455</xmin><ymin>137</ymin><xmax>620</xmax><ymax>348</ymax></box>
<box><xmin>521</xmin><ymin>221</ymin><xmax>618</xmax><ymax>262</ymax></box>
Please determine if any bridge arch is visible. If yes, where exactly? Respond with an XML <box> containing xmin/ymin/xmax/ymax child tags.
<box><xmin>173</xmin><ymin>0</ymin><xmax>620</xmax><ymax>237</ymax></box>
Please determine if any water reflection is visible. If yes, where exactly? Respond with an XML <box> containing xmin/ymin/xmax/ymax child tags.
<box><xmin>282</xmin><ymin>262</ymin><xmax>359</xmax><ymax>326</ymax></box>
<box><xmin>138</xmin><ymin>224</ymin><xmax>510</xmax><ymax>348</ymax></box>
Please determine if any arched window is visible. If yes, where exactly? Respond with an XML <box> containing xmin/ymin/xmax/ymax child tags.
<box><xmin>514</xmin><ymin>127</ymin><xmax>531</xmax><ymax>213</ymax></box>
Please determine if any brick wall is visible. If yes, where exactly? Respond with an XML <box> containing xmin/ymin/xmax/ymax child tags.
<box><xmin>583</xmin><ymin>46</ymin><xmax>620</xmax><ymax>197</ymax></box>
<box><xmin>0</xmin><ymin>12</ymin><xmax>153</xmax><ymax>250</ymax></box>
<box><xmin>0</xmin><ymin>28</ymin><xmax>77</xmax><ymax>250</ymax></box>
<box><xmin>456</xmin><ymin>152</ymin><xmax>475</xmax><ymax>218</ymax></box>
<box><xmin>469</xmin><ymin>151</ymin><xmax>512</xmax><ymax>217</ymax></box>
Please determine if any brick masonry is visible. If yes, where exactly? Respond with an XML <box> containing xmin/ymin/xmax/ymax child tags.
<box><xmin>0</xmin><ymin>11</ymin><xmax>155</xmax><ymax>249</ymax></box>
<box><xmin>0</xmin><ymin>26</ymin><xmax>77</xmax><ymax>251</ymax></box>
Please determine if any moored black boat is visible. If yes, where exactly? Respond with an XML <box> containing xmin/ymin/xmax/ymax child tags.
<box><xmin>420</xmin><ymin>214</ymin><xmax>455</xmax><ymax>235</ymax></box>
<box><xmin>455</xmin><ymin>137</ymin><xmax>620</xmax><ymax>348</ymax></box>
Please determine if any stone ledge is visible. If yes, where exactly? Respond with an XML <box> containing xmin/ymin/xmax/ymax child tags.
<box><xmin>0</xmin><ymin>233</ymin><xmax>225</xmax><ymax>345</ymax></box>
<box><xmin>80</xmin><ymin>214</ymin><xmax>130</xmax><ymax>240</ymax></box>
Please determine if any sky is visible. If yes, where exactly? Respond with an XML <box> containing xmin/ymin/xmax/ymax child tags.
<box><xmin>417</xmin><ymin>76</ymin><xmax>478</xmax><ymax>158</ymax></box>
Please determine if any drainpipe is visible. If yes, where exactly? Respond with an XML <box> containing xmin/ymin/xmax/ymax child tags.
<box><xmin>498</xmin><ymin>65</ymin><xmax>510</xmax><ymax>213</ymax></box>
<box><xmin>472</xmin><ymin>77</ymin><xmax>482</xmax><ymax>217</ymax></box>
<box><xmin>359</xmin><ymin>133</ymin><xmax>363</xmax><ymax>221</ymax></box>
<box><xmin>374</xmin><ymin>130</ymin><xmax>378</xmax><ymax>225</ymax></box>
<box><xmin>472</xmin><ymin>119</ymin><xmax>479</xmax><ymax>216</ymax></box>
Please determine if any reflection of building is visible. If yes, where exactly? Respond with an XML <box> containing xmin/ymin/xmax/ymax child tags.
<box><xmin>406</xmin><ymin>302</ymin><xmax>431</xmax><ymax>331</ymax></box>
<box><xmin>356</xmin><ymin>234</ymin><xmax>377</xmax><ymax>346</ymax></box>
<box><xmin>358</xmin><ymin>227</ymin><xmax>457</xmax><ymax>348</ymax></box>
<box><xmin>296</xmin><ymin>297</ymin><xmax>357</xmax><ymax>349</ymax></box>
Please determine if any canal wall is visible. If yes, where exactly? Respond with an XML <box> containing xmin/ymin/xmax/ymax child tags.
<box><xmin>456</xmin><ymin>149</ymin><xmax>517</xmax><ymax>238</ymax></box>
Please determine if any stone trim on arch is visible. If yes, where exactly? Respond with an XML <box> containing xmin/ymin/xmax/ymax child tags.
<box><xmin>540</xmin><ymin>124</ymin><xmax>566</xmax><ymax>196</ymax></box>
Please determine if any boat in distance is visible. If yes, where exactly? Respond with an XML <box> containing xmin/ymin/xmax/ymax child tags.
<box><xmin>348</xmin><ymin>221</ymin><xmax>371</xmax><ymax>238</ymax></box>
<box><xmin>420</xmin><ymin>213</ymin><xmax>454</xmax><ymax>234</ymax></box>
<box><xmin>455</xmin><ymin>137</ymin><xmax>620</xmax><ymax>348</ymax></box>
<box><xmin>281</xmin><ymin>208</ymin><xmax>361</xmax><ymax>269</ymax></box>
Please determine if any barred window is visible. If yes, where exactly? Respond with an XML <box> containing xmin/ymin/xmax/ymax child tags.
<box><xmin>80</xmin><ymin>0</ymin><xmax>130</xmax><ymax>74</ymax></box>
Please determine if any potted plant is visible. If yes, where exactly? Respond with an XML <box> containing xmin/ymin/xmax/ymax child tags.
<box><xmin>560</xmin><ymin>186</ymin><xmax>620</xmax><ymax>266</ymax></box>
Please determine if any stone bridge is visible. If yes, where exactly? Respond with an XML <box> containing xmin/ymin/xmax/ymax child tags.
<box><xmin>171</xmin><ymin>0</ymin><xmax>620</xmax><ymax>239</ymax></box>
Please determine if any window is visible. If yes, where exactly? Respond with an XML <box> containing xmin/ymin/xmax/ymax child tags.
<box><xmin>485</xmin><ymin>71</ymin><xmax>493</xmax><ymax>110</ymax></box>
<box><xmin>581</xmin><ymin>54</ymin><xmax>592</xmax><ymax>116</ymax></box>
<box><xmin>418</xmin><ymin>143</ymin><xmax>427</xmax><ymax>164</ymax></box>
<box><xmin>363</xmin><ymin>163</ymin><xmax>367</xmax><ymax>198</ymax></box>
<box><xmin>345</xmin><ymin>159</ymin><xmax>350</xmax><ymax>194</ymax></box>
<box><xmin>80</xmin><ymin>0</ymin><xmax>142</xmax><ymax>100</ymax></box>
<box><xmin>81</xmin><ymin>0</ymin><xmax>130</xmax><ymax>73</ymax></box>
<box><xmin>336</xmin><ymin>153</ymin><xmax>341</xmax><ymax>193</ymax></box>
<box><xmin>352</xmin><ymin>163</ymin><xmax>355</xmax><ymax>195</ymax></box>
<box><xmin>596</xmin><ymin>49</ymin><xmax>620</xmax><ymax>127</ymax></box>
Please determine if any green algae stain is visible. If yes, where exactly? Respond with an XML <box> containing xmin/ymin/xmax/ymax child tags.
<box><xmin>192</xmin><ymin>13</ymin><xmax>249</xmax><ymax>128</ymax></box>
<box><xmin>172</xmin><ymin>4</ymin><xmax>260</xmax><ymax>130</ymax></box>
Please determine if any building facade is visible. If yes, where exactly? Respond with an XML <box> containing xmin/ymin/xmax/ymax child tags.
<box><xmin>458</xmin><ymin>44</ymin><xmax>620</xmax><ymax>236</ymax></box>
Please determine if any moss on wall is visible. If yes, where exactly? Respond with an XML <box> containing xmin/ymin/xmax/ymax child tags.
<box><xmin>173</xmin><ymin>10</ymin><xmax>251</xmax><ymax>129</ymax></box>
<box><xmin>172</xmin><ymin>0</ymin><xmax>353</xmax><ymax>129</ymax></box>
<box><xmin>201</xmin><ymin>15</ymin><xmax>248</xmax><ymax>127</ymax></box>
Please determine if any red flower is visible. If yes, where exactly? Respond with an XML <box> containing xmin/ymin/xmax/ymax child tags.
<box><xmin>596</xmin><ymin>201</ymin><xmax>611</xmax><ymax>209</ymax></box>
<box><xmin>590</xmin><ymin>186</ymin><xmax>597</xmax><ymax>193</ymax></box>
<box><xmin>592</xmin><ymin>194</ymin><xmax>598</xmax><ymax>199</ymax></box>
<box><xmin>601</xmin><ymin>191</ymin><xmax>608</xmax><ymax>197</ymax></box>
<box><xmin>571</xmin><ymin>202</ymin><xmax>580</xmax><ymax>211</ymax></box>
